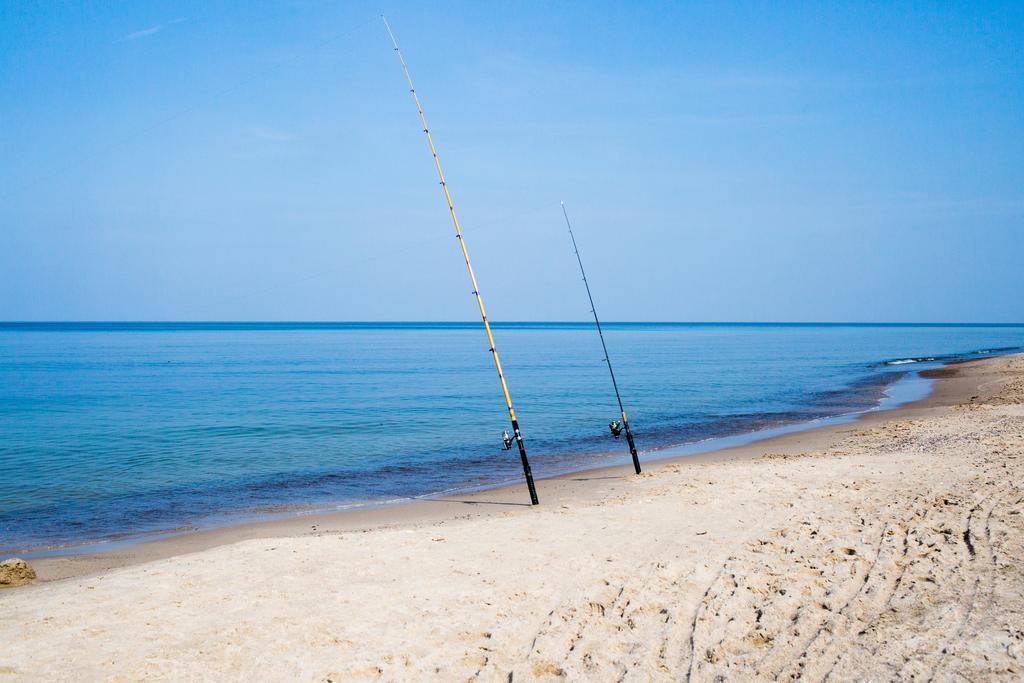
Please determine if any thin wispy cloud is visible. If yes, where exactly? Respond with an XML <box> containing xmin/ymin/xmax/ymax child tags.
<box><xmin>247</xmin><ymin>126</ymin><xmax>298</xmax><ymax>142</ymax></box>
<box><xmin>119</xmin><ymin>17</ymin><xmax>186</xmax><ymax>42</ymax></box>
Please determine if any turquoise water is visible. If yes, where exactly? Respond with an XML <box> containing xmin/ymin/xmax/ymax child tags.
<box><xmin>1</xmin><ymin>322</ymin><xmax>1021</xmax><ymax>555</ymax></box>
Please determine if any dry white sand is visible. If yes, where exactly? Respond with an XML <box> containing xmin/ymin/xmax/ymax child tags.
<box><xmin>1</xmin><ymin>355</ymin><xmax>1022</xmax><ymax>681</ymax></box>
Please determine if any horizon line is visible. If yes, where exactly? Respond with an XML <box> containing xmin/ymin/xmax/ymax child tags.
<box><xmin>2</xmin><ymin>320</ymin><xmax>1023</xmax><ymax>327</ymax></box>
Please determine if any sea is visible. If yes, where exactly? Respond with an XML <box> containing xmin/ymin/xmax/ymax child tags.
<box><xmin>1</xmin><ymin>322</ymin><xmax>1022</xmax><ymax>556</ymax></box>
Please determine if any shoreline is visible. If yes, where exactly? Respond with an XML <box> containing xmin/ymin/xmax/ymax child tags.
<box><xmin>3</xmin><ymin>352</ymin><xmax>1021</xmax><ymax>679</ymax></box>
<box><xmin>21</xmin><ymin>353</ymin><xmax>1008</xmax><ymax>584</ymax></box>
<box><xmin>8</xmin><ymin>365</ymin><xmax>918</xmax><ymax>560</ymax></box>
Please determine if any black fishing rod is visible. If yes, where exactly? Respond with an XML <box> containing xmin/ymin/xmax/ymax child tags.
<box><xmin>560</xmin><ymin>202</ymin><xmax>642</xmax><ymax>474</ymax></box>
<box><xmin>383</xmin><ymin>17</ymin><xmax>539</xmax><ymax>505</ymax></box>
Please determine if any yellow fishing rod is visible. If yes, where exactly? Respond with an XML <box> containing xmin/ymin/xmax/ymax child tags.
<box><xmin>561</xmin><ymin>201</ymin><xmax>642</xmax><ymax>474</ymax></box>
<box><xmin>383</xmin><ymin>17</ymin><xmax>539</xmax><ymax>505</ymax></box>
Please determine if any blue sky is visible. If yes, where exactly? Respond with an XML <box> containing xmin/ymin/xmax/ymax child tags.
<box><xmin>1</xmin><ymin>1</ymin><xmax>1022</xmax><ymax>322</ymax></box>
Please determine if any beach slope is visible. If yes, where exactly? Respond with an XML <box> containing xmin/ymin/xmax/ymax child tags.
<box><xmin>1</xmin><ymin>355</ymin><xmax>1022</xmax><ymax>680</ymax></box>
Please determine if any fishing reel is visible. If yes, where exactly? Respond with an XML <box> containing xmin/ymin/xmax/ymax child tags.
<box><xmin>609</xmin><ymin>420</ymin><xmax>623</xmax><ymax>439</ymax></box>
<box><xmin>502</xmin><ymin>429</ymin><xmax>514</xmax><ymax>451</ymax></box>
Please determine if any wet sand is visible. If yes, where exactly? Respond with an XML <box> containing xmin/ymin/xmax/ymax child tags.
<box><xmin>1</xmin><ymin>353</ymin><xmax>1021</xmax><ymax>679</ymax></box>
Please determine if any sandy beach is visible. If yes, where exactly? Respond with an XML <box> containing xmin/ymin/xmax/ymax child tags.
<box><xmin>2</xmin><ymin>353</ymin><xmax>1022</xmax><ymax>680</ymax></box>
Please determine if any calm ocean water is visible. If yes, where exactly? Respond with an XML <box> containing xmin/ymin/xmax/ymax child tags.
<box><xmin>1</xmin><ymin>322</ymin><xmax>1022</xmax><ymax>555</ymax></box>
